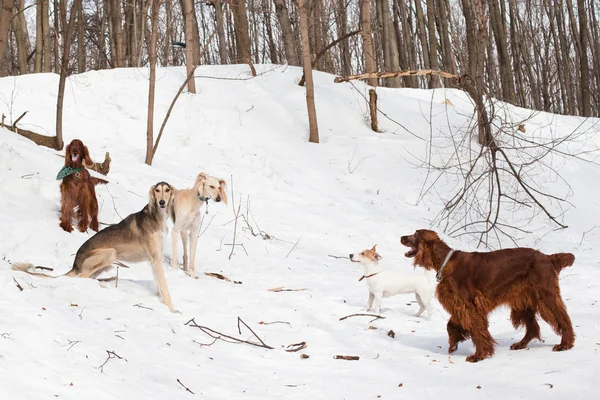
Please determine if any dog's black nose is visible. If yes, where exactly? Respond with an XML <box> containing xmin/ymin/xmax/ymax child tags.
<box><xmin>216</xmin><ymin>196</ymin><xmax>221</xmax><ymax>202</ymax></box>
<box><xmin>159</xmin><ymin>200</ymin><xmax>165</xmax><ymax>206</ymax></box>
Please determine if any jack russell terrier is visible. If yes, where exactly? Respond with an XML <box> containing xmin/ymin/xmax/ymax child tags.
<box><xmin>349</xmin><ymin>245</ymin><xmax>434</xmax><ymax>317</ymax></box>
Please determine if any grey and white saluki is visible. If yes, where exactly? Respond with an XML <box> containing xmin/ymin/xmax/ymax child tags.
<box><xmin>171</xmin><ymin>172</ymin><xmax>227</xmax><ymax>278</ymax></box>
<box><xmin>13</xmin><ymin>182</ymin><xmax>179</xmax><ymax>313</ymax></box>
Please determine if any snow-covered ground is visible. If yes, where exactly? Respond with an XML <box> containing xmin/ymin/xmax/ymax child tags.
<box><xmin>0</xmin><ymin>65</ymin><xmax>598</xmax><ymax>399</ymax></box>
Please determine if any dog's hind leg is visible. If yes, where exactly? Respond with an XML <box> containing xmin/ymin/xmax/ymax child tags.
<box><xmin>76</xmin><ymin>248</ymin><xmax>117</xmax><ymax>278</ymax></box>
<box><xmin>415</xmin><ymin>293</ymin><xmax>426</xmax><ymax>317</ymax></box>
<box><xmin>510</xmin><ymin>307</ymin><xmax>541</xmax><ymax>350</ymax></box>
<box><xmin>181</xmin><ymin>230</ymin><xmax>189</xmax><ymax>272</ymax></box>
<box><xmin>538</xmin><ymin>288</ymin><xmax>575</xmax><ymax>351</ymax></box>
<box><xmin>60</xmin><ymin>195</ymin><xmax>76</xmax><ymax>233</ymax></box>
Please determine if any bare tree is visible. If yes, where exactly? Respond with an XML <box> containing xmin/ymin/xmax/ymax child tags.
<box><xmin>361</xmin><ymin>0</ymin><xmax>377</xmax><ymax>87</ymax></box>
<box><xmin>12</xmin><ymin>0</ymin><xmax>30</xmax><ymax>75</ymax></box>
<box><xmin>273</xmin><ymin>0</ymin><xmax>299</xmax><ymax>66</ymax></box>
<box><xmin>145</xmin><ymin>0</ymin><xmax>163</xmax><ymax>165</ymax></box>
<box><xmin>298</xmin><ymin>0</ymin><xmax>319</xmax><ymax>143</ymax></box>
<box><xmin>183</xmin><ymin>0</ymin><xmax>197</xmax><ymax>93</ymax></box>
<box><xmin>55</xmin><ymin>0</ymin><xmax>83</xmax><ymax>150</ymax></box>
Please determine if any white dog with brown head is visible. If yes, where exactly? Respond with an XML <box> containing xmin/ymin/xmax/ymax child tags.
<box><xmin>349</xmin><ymin>245</ymin><xmax>434</xmax><ymax>317</ymax></box>
<box><xmin>171</xmin><ymin>172</ymin><xmax>228</xmax><ymax>278</ymax></box>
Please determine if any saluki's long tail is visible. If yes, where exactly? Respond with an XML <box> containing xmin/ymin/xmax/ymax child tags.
<box><xmin>12</xmin><ymin>262</ymin><xmax>60</xmax><ymax>278</ymax></box>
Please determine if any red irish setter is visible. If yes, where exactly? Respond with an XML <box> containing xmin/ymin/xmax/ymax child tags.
<box><xmin>59</xmin><ymin>139</ymin><xmax>106</xmax><ymax>233</ymax></box>
<box><xmin>400</xmin><ymin>229</ymin><xmax>575</xmax><ymax>363</ymax></box>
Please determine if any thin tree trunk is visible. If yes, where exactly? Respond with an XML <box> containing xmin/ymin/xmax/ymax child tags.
<box><xmin>436</xmin><ymin>0</ymin><xmax>455</xmax><ymax>75</ymax></box>
<box><xmin>264</xmin><ymin>0</ymin><xmax>278</xmax><ymax>64</ymax></box>
<box><xmin>56</xmin><ymin>0</ymin><xmax>83</xmax><ymax>151</ymax></box>
<box><xmin>414</xmin><ymin>0</ymin><xmax>431</xmax><ymax>83</ymax></box>
<box><xmin>183</xmin><ymin>0</ymin><xmax>197</xmax><ymax>93</ymax></box>
<box><xmin>489</xmin><ymin>0</ymin><xmax>515</xmax><ymax>103</ymax></box>
<box><xmin>426</xmin><ymin>0</ymin><xmax>439</xmax><ymax>87</ymax></box>
<box><xmin>42</xmin><ymin>0</ymin><xmax>50</xmax><ymax>71</ymax></box>
<box><xmin>361</xmin><ymin>0</ymin><xmax>377</xmax><ymax>87</ymax></box>
<box><xmin>53</xmin><ymin>0</ymin><xmax>59</xmax><ymax>72</ymax></box>
<box><xmin>163</xmin><ymin>0</ymin><xmax>171</xmax><ymax>66</ymax></box>
<box><xmin>145</xmin><ymin>0</ymin><xmax>163</xmax><ymax>165</ymax></box>
<box><xmin>0</xmin><ymin>0</ymin><xmax>12</xmax><ymax>77</ymax></box>
<box><xmin>35</xmin><ymin>0</ymin><xmax>43</xmax><ymax>72</ymax></box>
<box><xmin>577</xmin><ymin>0</ymin><xmax>591</xmax><ymax>116</ymax></box>
<box><xmin>215</xmin><ymin>1</ymin><xmax>227</xmax><ymax>63</ymax></box>
<box><xmin>298</xmin><ymin>0</ymin><xmax>319</xmax><ymax>143</ymax></box>
<box><xmin>12</xmin><ymin>0</ymin><xmax>29</xmax><ymax>74</ymax></box>
<box><xmin>77</xmin><ymin>3</ymin><xmax>85</xmax><ymax>73</ymax></box>
<box><xmin>111</xmin><ymin>0</ymin><xmax>125</xmax><ymax>67</ymax></box>
<box><xmin>273</xmin><ymin>0</ymin><xmax>299</xmax><ymax>66</ymax></box>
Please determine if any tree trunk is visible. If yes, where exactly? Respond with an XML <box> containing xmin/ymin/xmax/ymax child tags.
<box><xmin>298</xmin><ymin>0</ymin><xmax>319</xmax><ymax>143</ymax></box>
<box><xmin>53</xmin><ymin>0</ymin><xmax>59</xmax><ymax>72</ymax></box>
<box><xmin>436</xmin><ymin>0</ymin><xmax>456</xmax><ymax>75</ymax></box>
<box><xmin>42</xmin><ymin>0</ymin><xmax>50</xmax><ymax>71</ymax></box>
<box><xmin>215</xmin><ymin>1</ymin><xmax>228</xmax><ymax>64</ymax></box>
<box><xmin>56</xmin><ymin>0</ymin><xmax>83</xmax><ymax>151</ymax></box>
<box><xmin>111</xmin><ymin>0</ymin><xmax>125</xmax><ymax>67</ymax></box>
<box><xmin>35</xmin><ymin>0</ymin><xmax>43</xmax><ymax>72</ymax></box>
<box><xmin>0</xmin><ymin>0</ymin><xmax>13</xmax><ymax>77</ymax></box>
<box><xmin>489</xmin><ymin>0</ymin><xmax>515</xmax><ymax>103</ymax></box>
<box><xmin>12</xmin><ymin>0</ymin><xmax>29</xmax><ymax>74</ymax></box>
<box><xmin>264</xmin><ymin>0</ymin><xmax>278</xmax><ymax>64</ymax></box>
<box><xmin>577</xmin><ymin>0</ymin><xmax>591</xmax><ymax>116</ymax></box>
<box><xmin>414</xmin><ymin>0</ymin><xmax>431</xmax><ymax>83</ymax></box>
<box><xmin>145</xmin><ymin>0</ymin><xmax>162</xmax><ymax>165</ymax></box>
<box><xmin>361</xmin><ymin>0</ymin><xmax>377</xmax><ymax>87</ymax></box>
<box><xmin>273</xmin><ymin>0</ymin><xmax>298</xmax><ymax>66</ymax></box>
<box><xmin>426</xmin><ymin>0</ymin><xmax>440</xmax><ymax>88</ymax></box>
<box><xmin>77</xmin><ymin>3</ymin><xmax>85</xmax><ymax>73</ymax></box>
<box><xmin>183</xmin><ymin>0</ymin><xmax>197</xmax><ymax>93</ymax></box>
<box><xmin>396</xmin><ymin>0</ymin><xmax>418</xmax><ymax>87</ymax></box>
<box><xmin>231</xmin><ymin>0</ymin><xmax>251</xmax><ymax>64</ymax></box>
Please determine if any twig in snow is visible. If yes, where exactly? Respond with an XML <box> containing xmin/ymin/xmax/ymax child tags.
<box><xmin>339</xmin><ymin>313</ymin><xmax>386</xmax><ymax>321</ymax></box>
<box><xmin>204</xmin><ymin>272</ymin><xmax>242</xmax><ymax>284</ymax></box>
<box><xmin>347</xmin><ymin>145</ymin><xmax>375</xmax><ymax>174</ymax></box>
<box><xmin>105</xmin><ymin>186</ymin><xmax>123</xmax><ymax>220</ymax></box>
<box><xmin>177</xmin><ymin>378</ymin><xmax>195</xmax><ymax>395</ymax></box>
<box><xmin>258</xmin><ymin>321</ymin><xmax>292</xmax><ymax>327</ymax></box>
<box><xmin>97</xmin><ymin>350</ymin><xmax>127</xmax><ymax>374</ymax></box>
<box><xmin>78</xmin><ymin>305</ymin><xmax>87</xmax><ymax>320</ymax></box>
<box><xmin>579</xmin><ymin>226</ymin><xmax>600</xmax><ymax>246</ymax></box>
<box><xmin>268</xmin><ymin>287</ymin><xmax>307</xmax><ymax>292</ymax></box>
<box><xmin>286</xmin><ymin>342</ymin><xmax>307</xmax><ymax>352</ymax></box>
<box><xmin>224</xmin><ymin>243</ymin><xmax>248</xmax><ymax>256</ymax></box>
<box><xmin>13</xmin><ymin>277</ymin><xmax>23</xmax><ymax>291</ymax></box>
<box><xmin>333</xmin><ymin>355</ymin><xmax>359</xmax><ymax>360</ymax></box>
<box><xmin>35</xmin><ymin>266</ymin><xmax>53</xmax><ymax>271</ymax></box>
<box><xmin>133</xmin><ymin>303</ymin><xmax>154</xmax><ymax>310</ymax></box>
<box><xmin>1</xmin><ymin>333</ymin><xmax>12</xmax><ymax>339</ymax></box>
<box><xmin>237</xmin><ymin>317</ymin><xmax>271</xmax><ymax>348</ymax></box>
<box><xmin>185</xmin><ymin>318</ymin><xmax>274</xmax><ymax>349</ymax></box>
<box><xmin>285</xmin><ymin>236</ymin><xmax>301</xmax><ymax>259</ymax></box>
<box><xmin>228</xmin><ymin>176</ymin><xmax>243</xmax><ymax>260</ymax></box>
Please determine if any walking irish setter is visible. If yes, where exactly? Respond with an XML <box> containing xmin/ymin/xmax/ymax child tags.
<box><xmin>58</xmin><ymin>139</ymin><xmax>106</xmax><ymax>232</ymax></box>
<box><xmin>400</xmin><ymin>229</ymin><xmax>575</xmax><ymax>363</ymax></box>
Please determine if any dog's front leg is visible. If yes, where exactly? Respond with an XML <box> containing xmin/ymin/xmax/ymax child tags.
<box><xmin>150</xmin><ymin>252</ymin><xmax>179</xmax><ymax>313</ymax></box>
<box><xmin>171</xmin><ymin>227</ymin><xmax>180</xmax><ymax>271</ymax></box>
<box><xmin>188</xmin><ymin>215</ymin><xmax>201</xmax><ymax>279</ymax></box>
<box><xmin>364</xmin><ymin>292</ymin><xmax>375</xmax><ymax>312</ymax></box>
<box><xmin>372</xmin><ymin>292</ymin><xmax>384</xmax><ymax>314</ymax></box>
<box><xmin>180</xmin><ymin>230</ymin><xmax>189</xmax><ymax>271</ymax></box>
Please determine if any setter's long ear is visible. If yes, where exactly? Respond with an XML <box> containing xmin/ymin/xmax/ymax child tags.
<box><xmin>83</xmin><ymin>146</ymin><xmax>93</xmax><ymax>168</ymax></box>
<box><xmin>148</xmin><ymin>184</ymin><xmax>157</xmax><ymax>214</ymax></box>
<box><xmin>64</xmin><ymin>143</ymin><xmax>72</xmax><ymax>166</ymax></box>
<box><xmin>219</xmin><ymin>179</ymin><xmax>228</xmax><ymax>205</ymax></box>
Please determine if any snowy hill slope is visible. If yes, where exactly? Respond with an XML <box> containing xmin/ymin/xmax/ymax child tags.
<box><xmin>0</xmin><ymin>65</ymin><xmax>599</xmax><ymax>399</ymax></box>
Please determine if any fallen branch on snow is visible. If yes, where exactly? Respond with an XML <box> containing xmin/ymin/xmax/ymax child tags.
<box><xmin>339</xmin><ymin>313</ymin><xmax>385</xmax><ymax>321</ymax></box>
<box><xmin>204</xmin><ymin>272</ymin><xmax>242</xmax><ymax>284</ymax></box>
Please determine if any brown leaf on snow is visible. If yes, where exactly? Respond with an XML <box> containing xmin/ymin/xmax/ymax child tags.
<box><xmin>398</xmin><ymin>383</ymin><xmax>403</xmax><ymax>387</ymax></box>
<box><xmin>476</xmin><ymin>385</ymin><xmax>481</xmax><ymax>389</ymax></box>
<box><xmin>300</xmin><ymin>354</ymin><xmax>310</xmax><ymax>359</ymax></box>
<box><xmin>387</xmin><ymin>330</ymin><xmax>395</xmax><ymax>338</ymax></box>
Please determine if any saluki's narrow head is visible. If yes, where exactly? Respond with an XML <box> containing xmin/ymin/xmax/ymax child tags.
<box><xmin>194</xmin><ymin>172</ymin><xmax>228</xmax><ymax>204</ymax></box>
<box><xmin>149</xmin><ymin>181</ymin><xmax>174</xmax><ymax>213</ymax></box>
<box><xmin>349</xmin><ymin>245</ymin><xmax>382</xmax><ymax>263</ymax></box>
<box><xmin>65</xmin><ymin>139</ymin><xmax>92</xmax><ymax>168</ymax></box>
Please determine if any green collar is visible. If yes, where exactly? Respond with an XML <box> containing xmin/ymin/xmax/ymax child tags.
<box><xmin>56</xmin><ymin>165</ymin><xmax>83</xmax><ymax>180</ymax></box>
<box><xmin>198</xmin><ymin>195</ymin><xmax>209</xmax><ymax>202</ymax></box>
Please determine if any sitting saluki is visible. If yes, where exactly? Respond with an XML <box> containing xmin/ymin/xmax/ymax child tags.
<box><xmin>13</xmin><ymin>182</ymin><xmax>179</xmax><ymax>313</ymax></box>
<box><xmin>171</xmin><ymin>172</ymin><xmax>227</xmax><ymax>278</ymax></box>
